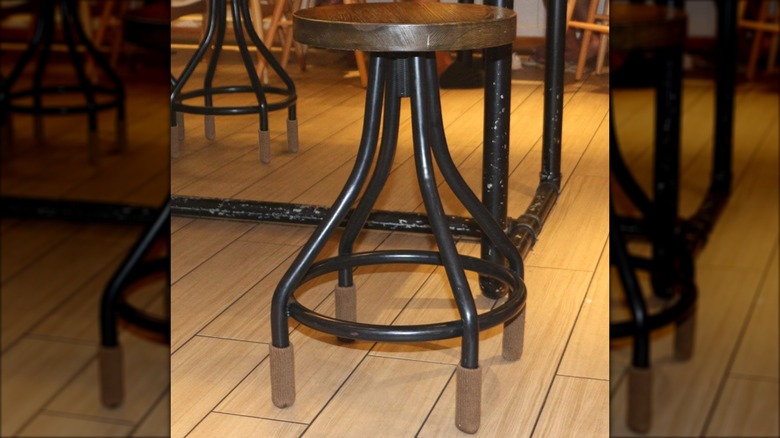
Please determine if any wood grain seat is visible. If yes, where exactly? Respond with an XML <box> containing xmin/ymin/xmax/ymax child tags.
<box><xmin>293</xmin><ymin>2</ymin><xmax>516</xmax><ymax>52</ymax></box>
<box><xmin>611</xmin><ymin>3</ymin><xmax>686</xmax><ymax>52</ymax></box>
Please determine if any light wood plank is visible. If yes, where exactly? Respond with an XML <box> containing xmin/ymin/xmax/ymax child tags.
<box><xmin>188</xmin><ymin>412</ymin><xmax>306</xmax><ymax>438</ymax></box>
<box><xmin>417</xmin><ymin>267</ymin><xmax>592</xmax><ymax>437</ymax></box>
<box><xmin>132</xmin><ymin>391</ymin><xmax>170</xmax><ymax>438</ymax></box>
<box><xmin>305</xmin><ymin>356</ymin><xmax>454</xmax><ymax>437</ymax></box>
<box><xmin>171</xmin><ymin>218</ymin><xmax>255</xmax><ymax>283</ymax></box>
<box><xmin>171</xmin><ymin>336</ymin><xmax>265</xmax><ymax>438</ymax></box>
<box><xmin>17</xmin><ymin>412</ymin><xmax>133</xmax><ymax>437</ymax></box>
<box><xmin>1</xmin><ymin>235</ymin><xmax>139</xmax><ymax>350</ymax></box>
<box><xmin>704</xmin><ymin>377</ymin><xmax>780</xmax><ymax>437</ymax></box>
<box><xmin>532</xmin><ymin>376</ymin><xmax>609</xmax><ymax>438</ymax></box>
<box><xmin>171</xmin><ymin>240</ymin><xmax>298</xmax><ymax>351</ymax></box>
<box><xmin>0</xmin><ymin>220</ymin><xmax>79</xmax><ymax>283</ymax></box>
<box><xmin>0</xmin><ymin>338</ymin><xmax>95</xmax><ymax>436</ymax></box>
<box><xmin>199</xmin><ymin>231</ymin><xmax>423</xmax><ymax>344</ymax></box>
<box><xmin>731</xmin><ymin>245</ymin><xmax>779</xmax><ymax>379</ymax></box>
<box><xmin>558</xmin><ymin>239</ymin><xmax>610</xmax><ymax>380</ymax></box>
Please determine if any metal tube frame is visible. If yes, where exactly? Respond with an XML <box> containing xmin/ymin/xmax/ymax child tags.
<box><xmin>172</xmin><ymin>0</ymin><xmax>568</xmax><ymax>290</ymax></box>
<box><xmin>610</xmin><ymin>0</ymin><xmax>736</xmax><ymax>368</ymax></box>
<box><xmin>270</xmin><ymin>53</ymin><xmax>526</xmax><ymax>372</ymax></box>
<box><xmin>170</xmin><ymin>0</ymin><xmax>297</xmax><ymax>134</ymax></box>
<box><xmin>2</xmin><ymin>0</ymin><xmax>125</xmax><ymax>153</ymax></box>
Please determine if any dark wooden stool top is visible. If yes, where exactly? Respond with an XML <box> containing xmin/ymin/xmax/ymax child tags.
<box><xmin>293</xmin><ymin>2</ymin><xmax>516</xmax><ymax>52</ymax></box>
<box><xmin>611</xmin><ymin>4</ymin><xmax>687</xmax><ymax>52</ymax></box>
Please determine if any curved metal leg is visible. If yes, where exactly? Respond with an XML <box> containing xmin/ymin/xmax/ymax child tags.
<box><xmin>269</xmin><ymin>56</ymin><xmax>387</xmax><ymax>408</ymax></box>
<box><xmin>410</xmin><ymin>53</ymin><xmax>480</xmax><ymax>433</ymax></box>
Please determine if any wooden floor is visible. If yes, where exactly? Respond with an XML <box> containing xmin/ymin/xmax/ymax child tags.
<box><xmin>1</xmin><ymin>55</ymin><xmax>170</xmax><ymax>437</ymax></box>
<box><xmin>169</xmin><ymin>49</ymin><xmax>609</xmax><ymax>437</ymax></box>
<box><xmin>609</xmin><ymin>76</ymin><xmax>779</xmax><ymax>437</ymax></box>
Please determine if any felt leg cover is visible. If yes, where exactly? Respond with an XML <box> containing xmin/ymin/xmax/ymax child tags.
<box><xmin>502</xmin><ymin>310</ymin><xmax>525</xmax><ymax>361</ymax></box>
<box><xmin>171</xmin><ymin>127</ymin><xmax>180</xmax><ymax>158</ymax></box>
<box><xmin>456</xmin><ymin>365</ymin><xmax>481</xmax><ymax>434</ymax></box>
<box><xmin>674</xmin><ymin>310</ymin><xmax>695</xmax><ymax>361</ymax></box>
<box><xmin>99</xmin><ymin>346</ymin><xmax>124</xmax><ymax>408</ymax></box>
<box><xmin>335</xmin><ymin>285</ymin><xmax>357</xmax><ymax>322</ymax></box>
<box><xmin>270</xmin><ymin>344</ymin><xmax>296</xmax><ymax>408</ymax></box>
<box><xmin>287</xmin><ymin>119</ymin><xmax>299</xmax><ymax>153</ymax></box>
<box><xmin>176</xmin><ymin>112</ymin><xmax>185</xmax><ymax>141</ymax></box>
<box><xmin>259</xmin><ymin>129</ymin><xmax>271</xmax><ymax>164</ymax></box>
<box><xmin>204</xmin><ymin>115</ymin><xmax>216</xmax><ymax>140</ymax></box>
<box><xmin>628</xmin><ymin>366</ymin><xmax>652</xmax><ymax>433</ymax></box>
<box><xmin>335</xmin><ymin>285</ymin><xmax>357</xmax><ymax>343</ymax></box>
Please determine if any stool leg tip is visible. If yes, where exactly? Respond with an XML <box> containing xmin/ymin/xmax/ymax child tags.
<box><xmin>455</xmin><ymin>365</ymin><xmax>481</xmax><ymax>434</ymax></box>
<box><xmin>176</xmin><ymin>112</ymin><xmax>185</xmax><ymax>141</ymax></box>
<box><xmin>99</xmin><ymin>345</ymin><xmax>124</xmax><ymax>408</ymax></box>
<box><xmin>259</xmin><ymin>129</ymin><xmax>271</xmax><ymax>164</ymax></box>
<box><xmin>204</xmin><ymin>115</ymin><xmax>216</xmax><ymax>141</ymax></box>
<box><xmin>674</xmin><ymin>310</ymin><xmax>696</xmax><ymax>361</ymax></box>
<box><xmin>335</xmin><ymin>285</ymin><xmax>357</xmax><ymax>343</ymax></box>
<box><xmin>502</xmin><ymin>310</ymin><xmax>525</xmax><ymax>362</ymax></box>
<box><xmin>270</xmin><ymin>344</ymin><xmax>296</xmax><ymax>408</ymax></box>
<box><xmin>171</xmin><ymin>127</ymin><xmax>181</xmax><ymax>159</ymax></box>
<box><xmin>286</xmin><ymin>119</ymin><xmax>299</xmax><ymax>153</ymax></box>
<box><xmin>628</xmin><ymin>366</ymin><xmax>652</xmax><ymax>433</ymax></box>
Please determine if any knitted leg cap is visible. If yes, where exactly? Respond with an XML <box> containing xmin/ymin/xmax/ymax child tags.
<box><xmin>204</xmin><ymin>115</ymin><xmax>216</xmax><ymax>140</ymax></box>
<box><xmin>99</xmin><ymin>346</ymin><xmax>124</xmax><ymax>408</ymax></box>
<box><xmin>335</xmin><ymin>285</ymin><xmax>357</xmax><ymax>322</ymax></box>
<box><xmin>502</xmin><ymin>310</ymin><xmax>525</xmax><ymax>361</ymax></box>
<box><xmin>171</xmin><ymin>127</ymin><xmax>180</xmax><ymax>158</ymax></box>
<box><xmin>455</xmin><ymin>365</ymin><xmax>481</xmax><ymax>434</ymax></box>
<box><xmin>176</xmin><ymin>112</ymin><xmax>185</xmax><ymax>141</ymax></box>
<box><xmin>259</xmin><ymin>129</ymin><xmax>271</xmax><ymax>164</ymax></box>
<box><xmin>286</xmin><ymin>119</ymin><xmax>299</xmax><ymax>153</ymax></box>
<box><xmin>628</xmin><ymin>366</ymin><xmax>652</xmax><ymax>433</ymax></box>
<box><xmin>335</xmin><ymin>285</ymin><xmax>357</xmax><ymax>343</ymax></box>
<box><xmin>674</xmin><ymin>310</ymin><xmax>695</xmax><ymax>361</ymax></box>
<box><xmin>270</xmin><ymin>344</ymin><xmax>296</xmax><ymax>408</ymax></box>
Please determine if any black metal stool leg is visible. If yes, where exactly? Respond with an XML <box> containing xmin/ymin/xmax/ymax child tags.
<box><xmin>410</xmin><ymin>54</ymin><xmax>481</xmax><ymax>433</ymax></box>
<box><xmin>67</xmin><ymin>0</ymin><xmax>126</xmax><ymax>153</ymax></box>
<box><xmin>60</xmin><ymin>0</ymin><xmax>99</xmax><ymax>164</ymax></box>
<box><xmin>269</xmin><ymin>56</ymin><xmax>388</xmax><ymax>408</ymax></box>
<box><xmin>32</xmin><ymin>3</ymin><xmax>54</xmax><ymax>146</ymax></box>
<box><xmin>611</xmin><ymin>202</ymin><xmax>652</xmax><ymax>433</ymax></box>
<box><xmin>335</xmin><ymin>58</ymin><xmax>401</xmax><ymax>332</ymax></box>
<box><xmin>171</xmin><ymin>0</ymin><xmax>219</xmax><ymax>155</ymax></box>
<box><xmin>421</xmin><ymin>56</ymin><xmax>526</xmax><ymax>364</ymax></box>
<box><xmin>202</xmin><ymin>0</ymin><xmax>226</xmax><ymax>141</ymax></box>
<box><xmin>231</xmin><ymin>0</ymin><xmax>271</xmax><ymax>162</ymax></box>
<box><xmin>237</xmin><ymin>0</ymin><xmax>299</xmax><ymax>156</ymax></box>
<box><xmin>99</xmin><ymin>201</ymin><xmax>170</xmax><ymax>407</ymax></box>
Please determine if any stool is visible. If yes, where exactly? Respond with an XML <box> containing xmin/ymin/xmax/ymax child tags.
<box><xmin>1</xmin><ymin>0</ymin><xmax>126</xmax><ymax>164</ymax></box>
<box><xmin>270</xmin><ymin>3</ymin><xmax>522</xmax><ymax>434</ymax></box>
<box><xmin>170</xmin><ymin>0</ymin><xmax>298</xmax><ymax>163</ymax></box>
<box><xmin>609</xmin><ymin>3</ymin><xmax>692</xmax><ymax>434</ymax></box>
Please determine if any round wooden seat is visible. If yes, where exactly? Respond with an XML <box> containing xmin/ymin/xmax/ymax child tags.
<box><xmin>611</xmin><ymin>3</ymin><xmax>687</xmax><ymax>52</ymax></box>
<box><xmin>293</xmin><ymin>2</ymin><xmax>516</xmax><ymax>52</ymax></box>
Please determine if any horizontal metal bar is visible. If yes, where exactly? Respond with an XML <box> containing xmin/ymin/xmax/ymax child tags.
<box><xmin>170</xmin><ymin>195</ymin><xmax>482</xmax><ymax>237</ymax></box>
<box><xmin>0</xmin><ymin>196</ymin><xmax>159</xmax><ymax>224</ymax></box>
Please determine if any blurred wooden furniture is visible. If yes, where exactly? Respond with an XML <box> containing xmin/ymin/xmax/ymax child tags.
<box><xmin>566</xmin><ymin>0</ymin><xmax>609</xmax><ymax>80</ymax></box>
<box><xmin>738</xmin><ymin>0</ymin><xmax>779</xmax><ymax>79</ymax></box>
